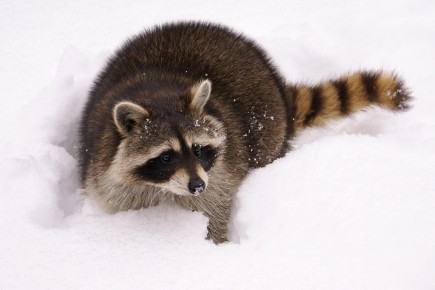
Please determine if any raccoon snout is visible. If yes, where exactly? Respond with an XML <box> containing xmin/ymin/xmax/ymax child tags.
<box><xmin>188</xmin><ymin>178</ymin><xmax>206</xmax><ymax>195</ymax></box>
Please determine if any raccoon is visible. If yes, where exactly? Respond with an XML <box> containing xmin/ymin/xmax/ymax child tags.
<box><xmin>79</xmin><ymin>22</ymin><xmax>411</xmax><ymax>244</ymax></box>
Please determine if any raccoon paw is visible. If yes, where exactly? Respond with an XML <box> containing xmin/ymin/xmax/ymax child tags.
<box><xmin>206</xmin><ymin>231</ymin><xmax>228</xmax><ymax>244</ymax></box>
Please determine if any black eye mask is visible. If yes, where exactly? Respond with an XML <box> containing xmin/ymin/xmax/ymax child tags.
<box><xmin>134</xmin><ymin>150</ymin><xmax>178</xmax><ymax>183</ymax></box>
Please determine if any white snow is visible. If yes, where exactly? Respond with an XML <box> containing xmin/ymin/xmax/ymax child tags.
<box><xmin>1</xmin><ymin>0</ymin><xmax>435</xmax><ymax>289</ymax></box>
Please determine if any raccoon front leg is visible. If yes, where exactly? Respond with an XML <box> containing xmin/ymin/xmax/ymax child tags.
<box><xmin>203</xmin><ymin>201</ymin><xmax>232</xmax><ymax>244</ymax></box>
<box><xmin>195</xmin><ymin>186</ymin><xmax>234</xmax><ymax>244</ymax></box>
<box><xmin>175</xmin><ymin>190</ymin><xmax>233</xmax><ymax>244</ymax></box>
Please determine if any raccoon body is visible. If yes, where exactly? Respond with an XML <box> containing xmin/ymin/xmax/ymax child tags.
<box><xmin>79</xmin><ymin>22</ymin><xmax>411</xmax><ymax>243</ymax></box>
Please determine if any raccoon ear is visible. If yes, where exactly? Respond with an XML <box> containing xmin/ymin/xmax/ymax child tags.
<box><xmin>113</xmin><ymin>101</ymin><xmax>149</xmax><ymax>135</ymax></box>
<box><xmin>189</xmin><ymin>79</ymin><xmax>211</xmax><ymax>115</ymax></box>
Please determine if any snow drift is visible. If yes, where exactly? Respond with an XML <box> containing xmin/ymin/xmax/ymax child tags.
<box><xmin>1</xmin><ymin>0</ymin><xmax>435</xmax><ymax>289</ymax></box>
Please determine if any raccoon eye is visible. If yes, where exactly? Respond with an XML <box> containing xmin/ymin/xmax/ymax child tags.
<box><xmin>192</xmin><ymin>144</ymin><xmax>202</xmax><ymax>157</ymax></box>
<box><xmin>160</xmin><ymin>152</ymin><xmax>174</xmax><ymax>163</ymax></box>
<box><xmin>192</xmin><ymin>144</ymin><xmax>217</xmax><ymax>171</ymax></box>
<box><xmin>134</xmin><ymin>150</ymin><xmax>177</xmax><ymax>183</ymax></box>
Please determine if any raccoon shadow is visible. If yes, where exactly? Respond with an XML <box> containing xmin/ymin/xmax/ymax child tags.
<box><xmin>293</xmin><ymin>107</ymin><xmax>399</xmax><ymax>148</ymax></box>
<box><xmin>29</xmin><ymin>47</ymin><xmax>109</xmax><ymax>227</ymax></box>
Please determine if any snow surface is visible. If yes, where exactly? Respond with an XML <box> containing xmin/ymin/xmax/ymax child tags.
<box><xmin>1</xmin><ymin>0</ymin><xmax>435</xmax><ymax>289</ymax></box>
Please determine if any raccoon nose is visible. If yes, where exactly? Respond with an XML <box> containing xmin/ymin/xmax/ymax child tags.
<box><xmin>188</xmin><ymin>178</ymin><xmax>205</xmax><ymax>195</ymax></box>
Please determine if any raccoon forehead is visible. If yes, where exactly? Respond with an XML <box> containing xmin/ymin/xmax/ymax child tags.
<box><xmin>146</xmin><ymin>138</ymin><xmax>182</xmax><ymax>157</ymax></box>
<box><xmin>184</xmin><ymin>132</ymin><xmax>226</xmax><ymax>148</ymax></box>
<box><xmin>185</xmin><ymin>116</ymin><xmax>226</xmax><ymax>147</ymax></box>
<box><xmin>120</xmin><ymin>137</ymin><xmax>181</xmax><ymax>166</ymax></box>
<box><xmin>195</xmin><ymin>115</ymin><xmax>225</xmax><ymax>132</ymax></box>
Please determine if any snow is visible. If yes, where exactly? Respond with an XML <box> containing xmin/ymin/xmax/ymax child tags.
<box><xmin>1</xmin><ymin>0</ymin><xmax>435</xmax><ymax>289</ymax></box>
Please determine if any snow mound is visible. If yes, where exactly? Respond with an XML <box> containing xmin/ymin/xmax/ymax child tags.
<box><xmin>1</xmin><ymin>2</ymin><xmax>435</xmax><ymax>288</ymax></box>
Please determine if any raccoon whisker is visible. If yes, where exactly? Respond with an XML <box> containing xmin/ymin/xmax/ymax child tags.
<box><xmin>148</xmin><ymin>187</ymin><xmax>164</xmax><ymax>207</ymax></box>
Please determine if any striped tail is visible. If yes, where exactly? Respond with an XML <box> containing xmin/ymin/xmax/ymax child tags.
<box><xmin>287</xmin><ymin>71</ymin><xmax>412</xmax><ymax>132</ymax></box>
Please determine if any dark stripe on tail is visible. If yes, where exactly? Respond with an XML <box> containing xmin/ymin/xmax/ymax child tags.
<box><xmin>303</xmin><ymin>86</ymin><xmax>323</xmax><ymax>126</ymax></box>
<box><xmin>361</xmin><ymin>72</ymin><xmax>379</xmax><ymax>103</ymax></box>
<box><xmin>332</xmin><ymin>79</ymin><xmax>349</xmax><ymax>115</ymax></box>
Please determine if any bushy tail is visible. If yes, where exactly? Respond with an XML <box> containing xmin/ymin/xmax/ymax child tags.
<box><xmin>287</xmin><ymin>71</ymin><xmax>412</xmax><ymax>132</ymax></box>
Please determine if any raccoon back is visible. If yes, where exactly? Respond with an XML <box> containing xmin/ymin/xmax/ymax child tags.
<box><xmin>79</xmin><ymin>22</ymin><xmax>294</xmax><ymax>182</ymax></box>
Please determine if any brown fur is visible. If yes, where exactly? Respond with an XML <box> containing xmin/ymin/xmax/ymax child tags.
<box><xmin>79</xmin><ymin>22</ymin><xmax>412</xmax><ymax>244</ymax></box>
<box><xmin>288</xmin><ymin>71</ymin><xmax>410</xmax><ymax>132</ymax></box>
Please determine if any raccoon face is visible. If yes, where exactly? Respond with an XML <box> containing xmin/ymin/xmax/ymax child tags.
<box><xmin>110</xmin><ymin>80</ymin><xmax>226</xmax><ymax>196</ymax></box>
